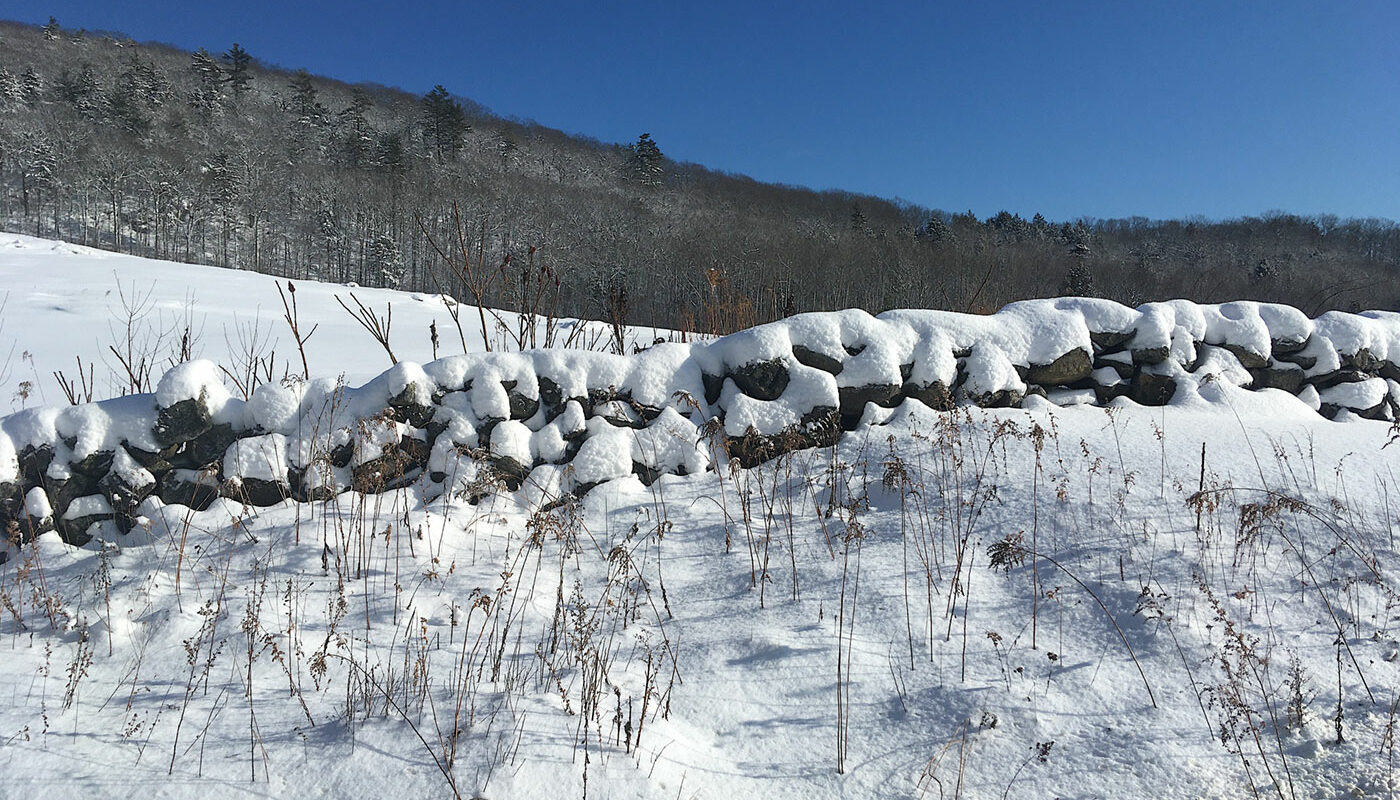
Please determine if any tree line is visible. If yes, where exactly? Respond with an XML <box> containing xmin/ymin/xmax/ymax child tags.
<box><xmin>1</xmin><ymin>17</ymin><xmax>1397</xmax><ymax>337</ymax></box>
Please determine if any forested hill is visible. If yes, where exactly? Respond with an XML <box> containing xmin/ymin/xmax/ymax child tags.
<box><xmin>1</xmin><ymin>17</ymin><xmax>1397</xmax><ymax>333</ymax></box>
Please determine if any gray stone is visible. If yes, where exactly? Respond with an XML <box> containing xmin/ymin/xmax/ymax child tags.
<box><xmin>730</xmin><ymin>359</ymin><xmax>790</xmax><ymax>401</ymax></box>
<box><xmin>154</xmin><ymin>397</ymin><xmax>213</xmax><ymax>447</ymax></box>
<box><xmin>1271</xmin><ymin>337</ymin><xmax>1308</xmax><ymax>356</ymax></box>
<box><xmin>1025</xmin><ymin>348</ymin><xmax>1092</xmax><ymax>387</ymax></box>
<box><xmin>508</xmin><ymin>391</ymin><xmax>540</xmax><ymax>421</ymax></box>
<box><xmin>904</xmin><ymin>381</ymin><xmax>953</xmax><ymax>411</ymax></box>
<box><xmin>538</xmin><ymin>376</ymin><xmax>564</xmax><ymax>411</ymax></box>
<box><xmin>1222</xmin><ymin>344</ymin><xmax>1269</xmax><ymax>370</ymax></box>
<box><xmin>351</xmin><ymin>436</ymin><xmax>429</xmax><ymax>493</ymax></box>
<box><xmin>1308</xmin><ymin>369</ymin><xmax>1366</xmax><ymax>390</ymax></box>
<box><xmin>1130</xmin><ymin>372</ymin><xmax>1177</xmax><ymax>406</ymax></box>
<box><xmin>174</xmin><ymin>423</ymin><xmax>239</xmax><ymax>470</ymax></box>
<box><xmin>17</xmin><ymin>445</ymin><xmax>54</xmax><ymax>485</ymax></box>
<box><xmin>1248</xmin><ymin>367</ymin><xmax>1303</xmax><ymax>394</ymax></box>
<box><xmin>839</xmin><ymin>384</ymin><xmax>901</xmax><ymax>427</ymax></box>
<box><xmin>225</xmin><ymin>477</ymin><xmax>289</xmax><ymax>507</ymax></box>
<box><xmin>159</xmin><ymin>468</ymin><xmax>221</xmax><ymax>511</ymax></box>
<box><xmin>969</xmin><ymin>389</ymin><xmax>1024</xmax><ymax>409</ymax></box>
<box><xmin>70</xmin><ymin>449</ymin><xmax>115</xmax><ymax>479</ymax></box>
<box><xmin>1091</xmin><ymin>329</ymin><xmax>1135</xmax><ymax>352</ymax></box>
<box><xmin>701</xmin><ymin>372</ymin><xmax>724</xmax><ymax>405</ymax></box>
<box><xmin>1342</xmin><ymin>348</ymin><xmax>1384</xmax><ymax>373</ymax></box>
<box><xmin>726</xmin><ymin>407</ymin><xmax>840</xmax><ymax>468</ymax></box>
<box><xmin>792</xmin><ymin>345</ymin><xmax>843</xmax><ymax>375</ymax></box>
<box><xmin>1273</xmin><ymin>351</ymin><xmax>1317</xmax><ymax>370</ymax></box>
<box><xmin>1131</xmin><ymin>347</ymin><xmax>1171</xmax><ymax>366</ymax></box>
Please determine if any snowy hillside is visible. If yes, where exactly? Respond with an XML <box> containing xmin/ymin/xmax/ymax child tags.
<box><xmin>2</xmin><ymin>236</ymin><xmax>1400</xmax><ymax>799</ymax></box>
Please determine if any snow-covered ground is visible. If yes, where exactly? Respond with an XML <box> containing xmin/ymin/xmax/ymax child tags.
<box><xmin>0</xmin><ymin>234</ymin><xmax>674</xmax><ymax>414</ymax></box>
<box><xmin>2</xmin><ymin>235</ymin><xmax>1400</xmax><ymax>799</ymax></box>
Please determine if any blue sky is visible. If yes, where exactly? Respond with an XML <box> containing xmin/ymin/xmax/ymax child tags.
<box><xmin>12</xmin><ymin>2</ymin><xmax>1399</xmax><ymax>222</ymax></box>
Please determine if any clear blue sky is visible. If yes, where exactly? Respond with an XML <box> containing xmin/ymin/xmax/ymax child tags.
<box><xmin>11</xmin><ymin>1</ymin><xmax>1399</xmax><ymax>222</ymax></box>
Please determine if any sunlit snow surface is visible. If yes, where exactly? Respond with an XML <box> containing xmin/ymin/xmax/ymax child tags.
<box><xmin>1</xmin><ymin>235</ymin><xmax>1399</xmax><ymax>799</ymax></box>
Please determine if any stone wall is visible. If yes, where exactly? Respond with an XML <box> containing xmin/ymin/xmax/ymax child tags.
<box><xmin>3</xmin><ymin>299</ymin><xmax>1399</xmax><ymax>546</ymax></box>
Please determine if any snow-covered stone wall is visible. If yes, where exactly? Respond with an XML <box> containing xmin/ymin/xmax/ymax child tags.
<box><xmin>4</xmin><ymin>299</ymin><xmax>1400</xmax><ymax>545</ymax></box>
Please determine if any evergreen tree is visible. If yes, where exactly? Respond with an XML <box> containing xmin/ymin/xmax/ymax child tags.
<box><xmin>0</xmin><ymin>69</ymin><xmax>16</xmax><ymax>107</ymax></box>
<box><xmin>42</xmin><ymin>17</ymin><xmax>60</xmax><ymax>41</ymax></box>
<box><xmin>917</xmin><ymin>214</ymin><xmax>951</xmax><ymax>244</ymax></box>
<box><xmin>189</xmin><ymin>48</ymin><xmax>223</xmax><ymax>113</ymax></box>
<box><xmin>628</xmin><ymin>132</ymin><xmax>664</xmax><ymax>186</ymax></box>
<box><xmin>368</xmin><ymin>234</ymin><xmax>403</xmax><ymax>288</ymax></box>
<box><xmin>337</xmin><ymin>89</ymin><xmax>375</xmax><ymax>167</ymax></box>
<box><xmin>19</xmin><ymin>68</ymin><xmax>42</xmax><ymax>107</ymax></box>
<box><xmin>54</xmin><ymin>64</ymin><xmax>100</xmax><ymax>117</ymax></box>
<box><xmin>420</xmin><ymin>85</ymin><xmax>468</xmax><ymax>159</ymax></box>
<box><xmin>850</xmin><ymin>202</ymin><xmax>867</xmax><ymax>232</ymax></box>
<box><xmin>287</xmin><ymin>69</ymin><xmax>326</xmax><ymax>151</ymax></box>
<box><xmin>1060</xmin><ymin>257</ymin><xmax>1096</xmax><ymax>296</ymax></box>
<box><xmin>221</xmin><ymin>44</ymin><xmax>252</xmax><ymax>96</ymax></box>
<box><xmin>375</xmin><ymin>131</ymin><xmax>408</xmax><ymax>172</ymax></box>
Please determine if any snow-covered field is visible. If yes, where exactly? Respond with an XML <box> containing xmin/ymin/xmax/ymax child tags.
<box><xmin>2</xmin><ymin>234</ymin><xmax>1400</xmax><ymax>799</ymax></box>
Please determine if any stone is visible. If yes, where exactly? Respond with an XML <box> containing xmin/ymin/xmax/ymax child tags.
<box><xmin>153</xmin><ymin>397</ymin><xmax>212</xmax><ymax>447</ymax></box>
<box><xmin>350</xmin><ymin>436</ymin><xmax>429</xmax><ymax>494</ymax></box>
<box><xmin>123</xmin><ymin>443</ymin><xmax>178</xmax><ymax>477</ymax></box>
<box><xmin>1247</xmin><ymin>367</ymin><xmax>1303</xmax><ymax>394</ymax></box>
<box><xmin>1130</xmin><ymin>372</ymin><xmax>1177</xmax><ymax>406</ymax></box>
<box><xmin>70</xmin><ymin>449</ymin><xmax>116</xmax><ymax>479</ymax></box>
<box><xmin>730</xmin><ymin>359</ymin><xmax>790</xmax><ymax>401</ymax></box>
<box><xmin>173</xmin><ymin>423</ymin><xmax>239</xmax><ymax>470</ymax></box>
<box><xmin>1091</xmin><ymin>329</ymin><xmax>1135</xmax><ymax>352</ymax></box>
<box><xmin>838</xmin><ymin>384</ymin><xmax>901</xmax><ymax>428</ymax></box>
<box><xmin>1271</xmin><ymin>337</ymin><xmax>1309</xmax><ymax>356</ymax></box>
<box><xmin>508</xmin><ymin>391</ymin><xmax>540</xmax><ymax>421</ymax></box>
<box><xmin>632</xmin><ymin>461</ymin><xmax>663</xmax><ymax>487</ymax></box>
<box><xmin>225</xmin><ymin>476</ymin><xmax>290</xmax><ymax>507</ymax></box>
<box><xmin>904</xmin><ymin>381</ymin><xmax>953</xmax><ymax>411</ymax></box>
<box><xmin>726</xmin><ymin>407</ymin><xmax>840</xmax><ymax>468</ymax></box>
<box><xmin>17</xmin><ymin>445</ymin><xmax>54</xmax><ymax>485</ymax></box>
<box><xmin>538</xmin><ymin>376</ymin><xmax>565</xmax><ymax>411</ymax></box>
<box><xmin>1308</xmin><ymin>370</ymin><xmax>1366</xmax><ymax>390</ymax></box>
<box><xmin>1222</xmin><ymin>344</ymin><xmax>1269</xmax><ymax>370</ymax></box>
<box><xmin>1341</xmin><ymin>348</ymin><xmax>1384</xmax><ymax>373</ymax></box>
<box><xmin>1131</xmin><ymin>347</ymin><xmax>1170</xmax><ymax>366</ymax></box>
<box><xmin>158</xmin><ymin>468</ymin><xmax>221</xmax><ymax>511</ymax></box>
<box><xmin>1273</xmin><ymin>351</ymin><xmax>1317</xmax><ymax>370</ymax></box>
<box><xmin>792</xmin><ymin>345</ymin><xmax>843</xmax><ymax>375</ymax></box>
<box><xmin>969</xmin><ymin>389</ymin><xmax>1023</xmax><ymax>409</ymax></box>
<box><xmin>1025</xmin><ymin>348</ymin><xmax>1092</xmax><ymax>387</ymax></box>
<box><xmin>1094</xmin><ymin>359</ymin><xmax>1135</xmax><ymax>379</ymax></box>
<box><xmin>100</xmin><ymin>469</ymin><xmax>155</xmax><ymax>531</ymax></box>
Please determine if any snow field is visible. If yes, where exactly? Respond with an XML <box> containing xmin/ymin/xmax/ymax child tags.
<box><xmin>1</xmin><ymin>235</ymin><xmax>1400</xmax><ymax>799</ymax></box>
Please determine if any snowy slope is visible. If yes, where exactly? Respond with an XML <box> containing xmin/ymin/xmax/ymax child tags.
<box><xmin>2</xmin><ymin>236</ymin><xmax>1399</xmax><ymax>800</ymax></box>
<box><xmin>0</xmin><ymin>233</ymin><xmax>671</xmax><ymax>413</ymax></box>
